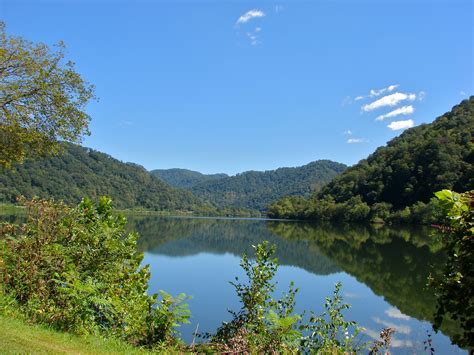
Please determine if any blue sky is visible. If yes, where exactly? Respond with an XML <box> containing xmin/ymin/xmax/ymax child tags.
<box><xmin>2</xmin><ymin>0</ymin><xmax>472</xmax><ymax>175</ymax></box>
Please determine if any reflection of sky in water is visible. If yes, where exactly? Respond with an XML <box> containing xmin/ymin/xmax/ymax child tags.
<box><xmin>144</xmin><ymin>251</ymin><xmax>465</xmax><ymax>354</ymax></box>
<box><xmin>1</xmin><ymin>213</ymin><xmax>467</xmax><ymax>353</ymax></box>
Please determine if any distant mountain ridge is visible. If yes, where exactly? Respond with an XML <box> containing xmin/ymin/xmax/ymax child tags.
<box><xmin>0</xmin><ymin>144</ymin><xmax>347</xmax><ymax>215</ymax></box>
<box><xmin>151</xmin><ymin>168</ymin><xmax>228</xmax><ymax>189</ymax></box>
<box><xmin>184</xmin><ymin>160</ymin><xmax>347</xmax><ymax>211</ymax></box>
<box><xmin>0</xmin><ymin>143</ymin><xmax>205</xmax><ymax>212</ymax></box>
<box><xmin>268</xmin><ymin>97</ymin><xmax>474</xmax><ymax>222</ymax></box>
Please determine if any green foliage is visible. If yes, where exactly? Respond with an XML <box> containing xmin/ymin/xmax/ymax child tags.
<box><xmin>268</xmin><ymin>221</ymin><xmax>466</xmax><ymax>343</ymax></box>
<box><xmin>188</xmin><ymin>160</ymin><xmax>347</xmax><ymax>211</ymax></box>
<box><xmin>211</xmin><ymin>241</ymin><xmax>302</xmax><ymax>353</ymax></box>
<box><xmin>0</xmin><ymin>22</ymin><xmax>96</xmax><ymax>167</ymax></box>
<box><xmin>0</xmin><ymin>143</ymin><xmax>205</xmax><ymax>212</ymax></box>
<box><xmin>430</xmin><ymin>189</ymin><xmax>473</xmax><ymax>348</ymax></box>
<box><xmin>302</xmin><ymin>282</ymin><xmax>365</xmax><ymax>354</ymax></box>
<box><xmin>209</xmin><ymin>242</ymin><xmax>368</xmax><ymax>354</ymax></box>
<box><xmin>269</xmin><ymin>98</ymin><xmax>474</xmax><ymax>224</ymax></box>
<box><xmin>269</xmin><ymin>195</ymin><xmax>371</xmax><ymax>223</ymax></box>
<box><xmin>369</xmin><ymin>327</ymin><xmax>395</xmax><ymax>355</ymax></box>
<box><xmin>151</xmin><ymin>168</ymin><xmax>228</xmax><ymax>189</ymax></box>
<box><xmin>0</xmin><ymin>143</ymin><xmax>262</xmax><ymax>217</ymax></box>
<box><xmin>0</xmin><ymin>197</ymin><xmax>190</xmax><ymax>347</ymax></box>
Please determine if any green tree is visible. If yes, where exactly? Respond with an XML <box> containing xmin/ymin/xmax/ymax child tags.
<box><xmin>430</xmin><ymin>189</ymin><xmax>473</xmax><ymax>348</ymax></box>
<box><xmin>1</xmin><ymin>197</ymin><xmax>190</xmax><ymax>347</ymax></box>
<box><xmin>0</xmin><ymin>22</ymin><xmax>95</xmax><ymax>167</ymax></box>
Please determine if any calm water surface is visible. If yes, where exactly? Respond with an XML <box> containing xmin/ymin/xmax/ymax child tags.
<box><xmin>126</xmin><ymin>215</ymin><xmax>466</xmax><ymax>354</ymax></box>
<box><xmin>1</xmin><ymin>210</ymin><xmax>466</xmax><ymax>354</ymax></box>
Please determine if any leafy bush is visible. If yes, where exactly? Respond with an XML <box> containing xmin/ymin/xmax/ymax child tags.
<box><xmin>209</xmin><ymin>241</ymin><xmax>301</xmax><ymax>353</ymax></box>
<box><xmin>301</xmin><ymin>282</ymin><xmax>365</xmax><ymax>353</ymax></box>
<box><xmin>429</xmin><ymin>189</ymin><xmax>473</xmax><ymax>348</ymax></box>
<box><xmin>0</xmin><ymin>197</ymin><xmax>190</xmax><ymax>347</ymax></box>
<box><xmin>208</xmin><ymin>241</ymin><xmax>367</xmax><ymax>354</ymax></box>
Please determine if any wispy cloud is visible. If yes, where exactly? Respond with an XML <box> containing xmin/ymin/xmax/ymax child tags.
<box><xmin>387</xmin><ymin>119</ymin><xmax>414</xmax><ymax>131</ymax></box>
<box><xmin>343</xmin><ymin>130</ymin><xmax>353</xmax><ymax>135</ymax></box>
<box><xmin>236</xmin><ymin>9</ymin><xmax>265</xmax><ymax>25</ymax></box>
<box><xmin>364</xmin><ymin>328</ymin><xmax>413</xmax><ymax>348</ymax></box>
<box><xmin>460</xmin><ymin>90</ymin><xmax>467</xmax><ymax>96</ymax></box>
<box><xmin>385</xmin><ymin>307</ymin><xmax>411</xmax><ymax>321</ymax></box>
<box><xmin>119</xmin><ymin>120</ymin><xmax>133</xmax><ymax>127</ymax></box>
<box><xmin>418</xmin><ymin>91</ymin><xmax>426</xmax><ymax>101</ymax></box>
<box><xmin>372</xmin><ymin>317</ymin><xmax>411</xmax><ymax>335</ymax></box>
<box><xmin>369</xmin><ymin>84</ymin><xmax>399</xmax><ymax>98</ymax></box>
<box><xmin>376</xmin><ymin>105</ymin><xmax>414</xmax><ymax>121</ymax></box>
<box><xmin>235</xmin><ymin>10</ymin><xmax>265</xmax><ymax>46</ymax></box>
<box><xmin>362</xmin><ymin>92</ymin><xmax>416</xmax><ymax>112</ymax></box>
<box><xmin>275</xmin><ymin>5</ymin><xmax>284</xmax><ymax>13</ymax></box>
<box><xmin>246</xmin><ymin>32</ymin><xmax>259</xmax><ymax>46</ymax></box>
<box><xmin>347</xmin><ymin>138</ymin><xmax>366</xmax><ymax>144</ymax></box>
<box><xmin>354</xmin><ymin>84</ymin><xmax>399</xmax><ymax>102</ymax></box>
<box><xmin>341</xmin><ymin>96</ymin><xmax>352</xmax><ymax>107</ymax></box>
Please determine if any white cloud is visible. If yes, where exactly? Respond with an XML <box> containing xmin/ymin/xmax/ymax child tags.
<box><xmin>356</xmin><ymin>84</ymin><xmax>399</xmax><ymax>102</ymax></box>
<box><xmin>341</xmin><ymin>96</ymin><xmax>352</xmax><ymax>107</ymax></box>
<box><xmin>460</xmin><ymin>90</ymin><xmax>467</xmax><ymax>96</ymax></box>
<box><xmin>376</xmin><ymin>105</ymin><xmax>414</xmax><ymax>121</ymax></box>
<box><xmin>343</xmin><ymin>130</ymin><xmax>353</xmax><ymax>135</ymax></box>
<box><xmin>119</xmin><ymin>120</ymin><xmax>133</xmax><ymax>126</ymax></box>
<box><xmin>385</xmin><ymin>307</ymin><xmax>411</xmax><ymax>321</ymax></box>
<box><xmin>343</xmin><ymin>292</ymin><xmax>360</xmax><ymax>298</ymax></box>
<box><xmin>387</xmin><ymin>119</ymin><xmax>414</xmax><ymax>131</ymax></box>
<box><xmin>372</xmin><ymin>317</ymin><xmax>411</xmax><ymax>335</ymax></box>
<box><xmin>345</xmin><ymin>84</ymin><xmax>403</xmax><ymax>107</ymax></box>
<box><xmin>255</xmin><ymin>27</ymin><xmax>261</xmax><ymax>32</ymax></box>
<box><xmin>245</xmin><ymin>31</ymin><xmax>259</xmax><ymax>46</ymax></box>
<box><xmin>347</xmin><ymin>138</ymin><xmax>366</xmax><ymax>144</ymax></box>
<box><xmin>418</xmin><ymin>91</ymin><xmax>426</xmax><ymax>101</ymax></box>
<box><xmin>391</xmin><ymin>339</ymin><xmax>414</xmax><ymax>348</ymax></box>
<box><xmin>362</xmin><ymin>92</ymin><xmax>416</xmax><ymax>112</ymax></box>
<box><xmin>363</xmin><ymin>328</ymin><xmax>413</xmax><ymax>349</ymax></box>
<box><xmin>275</xmin><ymin>5</ymin><xmax>284</xmax><ymax>13</ymax></box>
<box><xmin>236</xmin><ymin>9</ymin><xmax>265</xmax><ymax>25</ymax></box>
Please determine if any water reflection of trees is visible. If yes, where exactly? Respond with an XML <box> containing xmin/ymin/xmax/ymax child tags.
<box><xmin>266</xmin><ymin>222</ymin><xmax>463</xmax><ymax>347</ymax></box>
<box><xmin>127</xmin><ymin>215</ymin><xmax>463</xmax><ymax>347</ymax></box>
<box><xmin>128</xmin><ymin>216</ymin><xmax>340</xmax><ymax>276</ymax></box>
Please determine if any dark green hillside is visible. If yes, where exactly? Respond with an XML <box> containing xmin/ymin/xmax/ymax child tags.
<box><xmin>269</xmin><ymin>97</ymin><xmax>474</xmax><ymax>222</ymax></box>
<box><xmin>321</xmin><ymin>97</ymin><xmax>473</xmax><ymax>207</ymax></box>
<box><xmin>189</xmin><ymin>160</ymin><xmax>347</xmax><ymax>211</ymax></box>
<box><xmin>151</xmin><ymin>168</ymin><xmax>228</xmax><ymax>189</ymax></box>
<box><xmin>0</xmin><ymin>143</ymin><xmax>204</xmax><ymax>212</ymax></box>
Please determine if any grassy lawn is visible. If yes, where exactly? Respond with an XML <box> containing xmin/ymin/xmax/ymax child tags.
<box><xmin>0</xmin><ymin>315</ymin><xmax>151</xmax><ymax>354</ymax></box>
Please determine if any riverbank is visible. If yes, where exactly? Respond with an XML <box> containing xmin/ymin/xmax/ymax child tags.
<box><xmin>0</xmin><ymin>315</ymin><xmax>151</xmax><ymax>354</ymax></box>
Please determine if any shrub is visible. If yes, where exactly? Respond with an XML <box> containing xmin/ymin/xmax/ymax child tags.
<box><xmin>429</xmin><ymin>189</ymin><xmax>473</xmax><ymax>348</ymax></box>
<box><xmin>210</xmin><ymin>241</ymin><xmax>301</xmax><ymax>353</ymax></box>
<box><xmin>209</xmin><ymin>241</ymin><xmax>367</xmax><ymax>354</ymax></box>
<box><xmin>301</xmin><ymin>282</ymin><xmax>365</xmax><ymax>354</ymax></box>
<box><xmin>0</xmin><ymin>197</ymin><xmax>190</xmax><ymax>347</ymax></box>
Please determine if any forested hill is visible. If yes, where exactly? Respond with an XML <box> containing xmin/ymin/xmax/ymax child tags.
<box><xmin>269</xmin><ymin>97</ymin><xmax>474</xmax><ymax>223</ymax></box>
<box><xmin>188</xmin><ymin>160</ymin><xmax>347</xmax><ymax>211</ymax></box>
<box><xmin>320</xmin><ymin>97</ymin><xmax>473</xmax><ymax>206</ymax></box>
<box><xmin>0</xmin><ymin>143</ymin><xmax>206</xmax><ymax>212</ymax></box>
<box><xmin>151</xmin><ymin>169</ymin><xmax>228</xmax><ymax>189</ymax></box>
